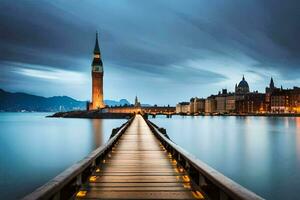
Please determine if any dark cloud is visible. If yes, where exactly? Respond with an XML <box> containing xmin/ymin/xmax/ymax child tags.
<box><xmin>0</xmin><ymin>0</ymin><xmax>299</xmax><ymax>104</ymax></box>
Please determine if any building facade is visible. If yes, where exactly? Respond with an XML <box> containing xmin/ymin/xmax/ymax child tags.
<box><xmin>205</xmin><ymin>96</ymin><xmax>217</xmax><ymax>114</ymax></box>
<box><xmin>236</xmin><ymin>92</ymin><xmax>265</xmax><ymax>114</ymax></box>
<box><xmin>176</xmin><ymin>102</ymin><xmax>190</xmax><ymax>114</ymax></box>
<box><xmin>194</xmin><ymin>98</ymin><xmax>205</xmax><ymax>114</ymax></box>
<box><xmin>214</xmin><ymin>89</ymin><xmax>236</xmax><ymax>114</ymax></box>
<box><xmin>225</xmin><ymin>94</ymin><xmax>236</xmax><ymax>113</ymax></box>
<box><xmin>175</xmin><ymin>76</ymin><xmax>300</xmax><ymax>115</ymax></box>
<box><xmin>290</xmin><ymin>87</ymin><xmax>300</xmax><ymax>112</ymax></box>
<box><xmin>271</xmin><ymin>87</ymin><xmax>300</xmax><ymax>113</ymax></box>
<box><xmin>265</xmin><ymin>77</ymin><xmax>276</xmax><ymax>112</ymax></box>
<box><xmin>187</xmin><ymin>97</ymin><xmax>206</xmax><ymax>114</ymax></box>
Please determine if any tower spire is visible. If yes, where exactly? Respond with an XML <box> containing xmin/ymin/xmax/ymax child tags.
<box><xmin>94</xmin><ymin>31</ymin><xmax>100</xmax><ymax>54</ymax></box>
<box><xmin>92</xmin><ymin>31</ymin><xmax>103</xmax><ymax>68</ymax></box>
<box><xmin>270</xmin><ymin>77</ymin><xmax>274</xmax><ymax>89</ymax></box>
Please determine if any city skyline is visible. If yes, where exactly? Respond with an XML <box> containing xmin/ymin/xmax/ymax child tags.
<box><xmin>0</xmin><ymin>0</ymin><xmax>299</xmax><ymax>105</ymax></box>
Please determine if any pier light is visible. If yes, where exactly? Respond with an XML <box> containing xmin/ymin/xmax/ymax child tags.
<box><xmin>183</xmin><ymin>175</ymin><xmax>190</xmax><ymax>182</ymax></box>
<box><xmin>192</xmin><ymin>191</ymin><xmax>205</xmax><ymax>199</ymax></box>
<box><xmin>76</xmin><ymin>190</ymin><xmax>87</xmax><ymax>197</ymax></box>
<box><xmin>95</xmin><ymin>168</ymin><xmax>101</xmax><ymax>172</ymax></box>
<box><xmin>89</xmin><ymin>176</ymin><xmax>98</xmax><ymax>182</ymax></box>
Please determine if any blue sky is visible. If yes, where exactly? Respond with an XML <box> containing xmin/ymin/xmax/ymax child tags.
<box><xmin>0</xmin><ymin>0</ymin><xmax>299</xmax><ymax>105</ymax></box>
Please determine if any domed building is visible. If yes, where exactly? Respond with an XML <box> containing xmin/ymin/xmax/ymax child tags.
<box><xmin>235</xmin><ymin>75</ymin><xmax>250</xmax><ymax>94</ymax></box>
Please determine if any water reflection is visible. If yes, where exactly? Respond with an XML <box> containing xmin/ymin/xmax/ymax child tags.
<box><xmin>151</xmin><ymin>116</ymin><xmax>300</xmax><ymax>200</ymax></box>
<box><xmin>91</xmin><ymin>119</ymin><xmax>103</xmax><ymax>148</ymax></box>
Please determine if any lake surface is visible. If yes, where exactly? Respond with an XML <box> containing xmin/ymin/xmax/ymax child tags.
<box><xmin>151</xmin><ymin>116</ymin><xmax>300</xmax><ymax>200</ymax></box>
<box><xmin>0</xmin><ymin>113</ymin><xmax>125</xmax><ymax>200</ymax></box>
<box><xmin>1</xmin><ymin>113</ymin><xmax>300</xmax><ymax>199</ymax></box>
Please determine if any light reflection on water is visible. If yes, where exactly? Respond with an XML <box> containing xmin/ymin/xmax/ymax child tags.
<box><xmin>151</xmin><ymin>115</ymin><xmax>300</xmax><ymax>200</ymax></box>
<box><xmin>0</xmin><ymin>113</ymin><xmax>125</xmax><ymax>200</ymax></box>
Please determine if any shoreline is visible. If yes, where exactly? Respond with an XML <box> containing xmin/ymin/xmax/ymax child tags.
<box><xmin>47</xmin><ymin>110</ymin><xmax>300</xmax><ymax>119</ymax></box>
<box><xmin>48</xmin><ymin>110</ymin><xmax>134</xmax><ymax>119</ymax></box>
<box><xmin>1</xmin><ymin>111</ymin><xmax>299</xmax><ymax>118</ymax></box>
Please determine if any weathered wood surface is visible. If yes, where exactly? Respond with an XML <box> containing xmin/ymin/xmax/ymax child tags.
<box><xmin>75</xmin><ymin>115</ymin><xmax>200</xmax><ymax>200</ymax></box>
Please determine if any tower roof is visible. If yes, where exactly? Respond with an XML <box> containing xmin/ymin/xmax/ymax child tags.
<box><xmin>94</xmin><ymin>32</ymin><xmax>100</xmax><ymax>54</ymax></box>
<box><xmin>236</xmin><ymin>75</ymin><xmax>250</xmax><ymax>94</ymax></box>
<box><xmin>92</xmin><ymin>31</ymin><xmax>103</xmax><ymax>67</ymax></box>
<box><xmin>238</xmin><ymin>76</ymin><xmax>249</xmax><ymax>88</ymax></box>
<box><xmin>270</xmin><ymin>77</ymin><xmax>274</xmax><ymax>87</ymax></box>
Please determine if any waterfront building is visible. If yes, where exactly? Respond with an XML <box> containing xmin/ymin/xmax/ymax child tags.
<box><xmin>188</xmin><ymin>97</ymin><xmax>205</xmax><ymax>115</ymax></box>
<box><xmin>289</xmin><ymin>87</ymin><xmax>300</xmax><ymax>112</ymax></box>
<box><xmin>225</xmin><ymin>94</ymin><xmax>236</xmax><ymax>113</ymax></box>
<box><xmin>215</xmin><ymin>89</ymin><xmax>227</xmax><ymax>114</ymax></box>
<box><xmin>268</xmin><ymin>86</ymin><xmax>300</xmax><ymax>113</ymax></box>
<box><xmin>194</xmin><ymin>97</ymin><xmax>205</xmax><ymax>114</ymax></box>
<box><xmin>205</xmin><ymin>96</ymin><xmax>217</xmax><ymax>114</ymax></box>
<box><xmin>176</xmin><ymin>102</ymin><xmax>190</xmax><ymax>114</ymax></box>
<box><xmin>270</xmin><ymin>87</ymin><xmax>291</xmax><ymax>113</ymax></box>
<box><xmin>214</xmin><ymin>89</ymin><xmax>236</xmax><ymax>114</ymax></box>
<box><xmin>236</xmin><ymin>92</ymin><xmax>265</xmax><ymax>114</ymax></box>
<box><xmin>175</xmin><ymin>76</ymin><xmax>300</xmax><ymax>115</ymax></box>
<box><xmin>89</xmin><ymin>33</ymin><xmax>105</xmax><ymax>110</ymax></box>
<box><xmin>235</xmin><ymin>76</ymin><xmax>250</xmax><ymax>101</ymax></box>
<box><xmin>189</xmin><ymin>98</ymin><xmax>195</xmax><ymax>114</ymax></box>
<box><xmin>265</xmin><ymin>77</ymin><xmax>276</xmax><ymax>112</ymax></box>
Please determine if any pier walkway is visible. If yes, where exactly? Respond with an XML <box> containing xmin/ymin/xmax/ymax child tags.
<box><xmin>75</xmin><ymin>114</ymin><xmax>199</xmax><ymax>199</ymax></box>
<box><xmin>24</xmin><ymin>114</ymin><xmax>263</xmax><ymax>200</ymax></box>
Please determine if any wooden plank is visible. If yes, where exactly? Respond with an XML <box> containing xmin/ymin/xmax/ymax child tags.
<box><xmin>76</xmin><ymin>191</ymin><xmax>195</xmax><ymax>199</ymax></box>
<box><xmin>81</xmin><ymin>186</ymin><xmax>189</xmax><ymax>191</ymax></box>
<box><xmin>98</xmin><ymin>171</ymin><xmax>178</xmax><ymax>174</ymax></box>
<box><xmin>90</xmin><ymin>175</ymin><xmax>181</xmax><ymax>182</ymax></box>
<box><xmin>88</xmin><ymin>182</ymin><xmax>185</xmax><ymax>187</ymax></box>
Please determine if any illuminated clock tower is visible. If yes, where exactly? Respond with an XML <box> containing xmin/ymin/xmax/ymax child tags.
<box><xmin>89</xmin><ymin>32</ymin><xmax>105</xmax><ymax>110</ymax></box>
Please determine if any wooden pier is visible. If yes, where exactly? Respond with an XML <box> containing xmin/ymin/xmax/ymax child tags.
<box><xmin>23</xmin><ymin>114</ymin><xmax>263</xmax><ymax>200</ymax></box>
<box><xmin>75</xmin><ymin>114</ymin><xmax>199</xmax><ymax>199</ymax></box>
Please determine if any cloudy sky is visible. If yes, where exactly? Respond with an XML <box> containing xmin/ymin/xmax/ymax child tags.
<box><xmin>0</xmin><ymin>0</ymin><xmax>299</xmax><ymax>105</ymax></box>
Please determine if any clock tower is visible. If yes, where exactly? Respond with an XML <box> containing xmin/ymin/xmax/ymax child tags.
<box><xmin>89</xmin><ymin>32</ymin><xmax>105</xmax><ymax>110</ymax></box>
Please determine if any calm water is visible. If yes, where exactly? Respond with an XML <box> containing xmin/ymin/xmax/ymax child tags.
<box><xmin>151</xmin><ymin>116</ymin><xmax>300</xmax><ymax>200</ymax></box>
<box><xmin>0</xmin><ymin>113</ymin><xmax>125</xmax><ymax>200</ymax></box>
<box><xmin>1</xmin><ymin>114</ymin><xmax>300</xmax><ymax>199</ymax></box>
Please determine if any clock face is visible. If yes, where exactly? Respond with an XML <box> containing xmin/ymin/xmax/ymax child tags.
<box><xmin>93</xmin><ymin>65</ymin><xmax>103</xmax><ymax>72</ymax></box>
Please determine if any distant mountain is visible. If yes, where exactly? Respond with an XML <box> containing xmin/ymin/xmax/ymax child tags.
<box><xmin>0</xmin><ymin>89</ymin><xmax>130</xmax><ymax>112</ymax></box>
<box><xmin>104</xmin><ymin>99</ymin><xmax>131</xmax><ymax>107</ymax></box>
